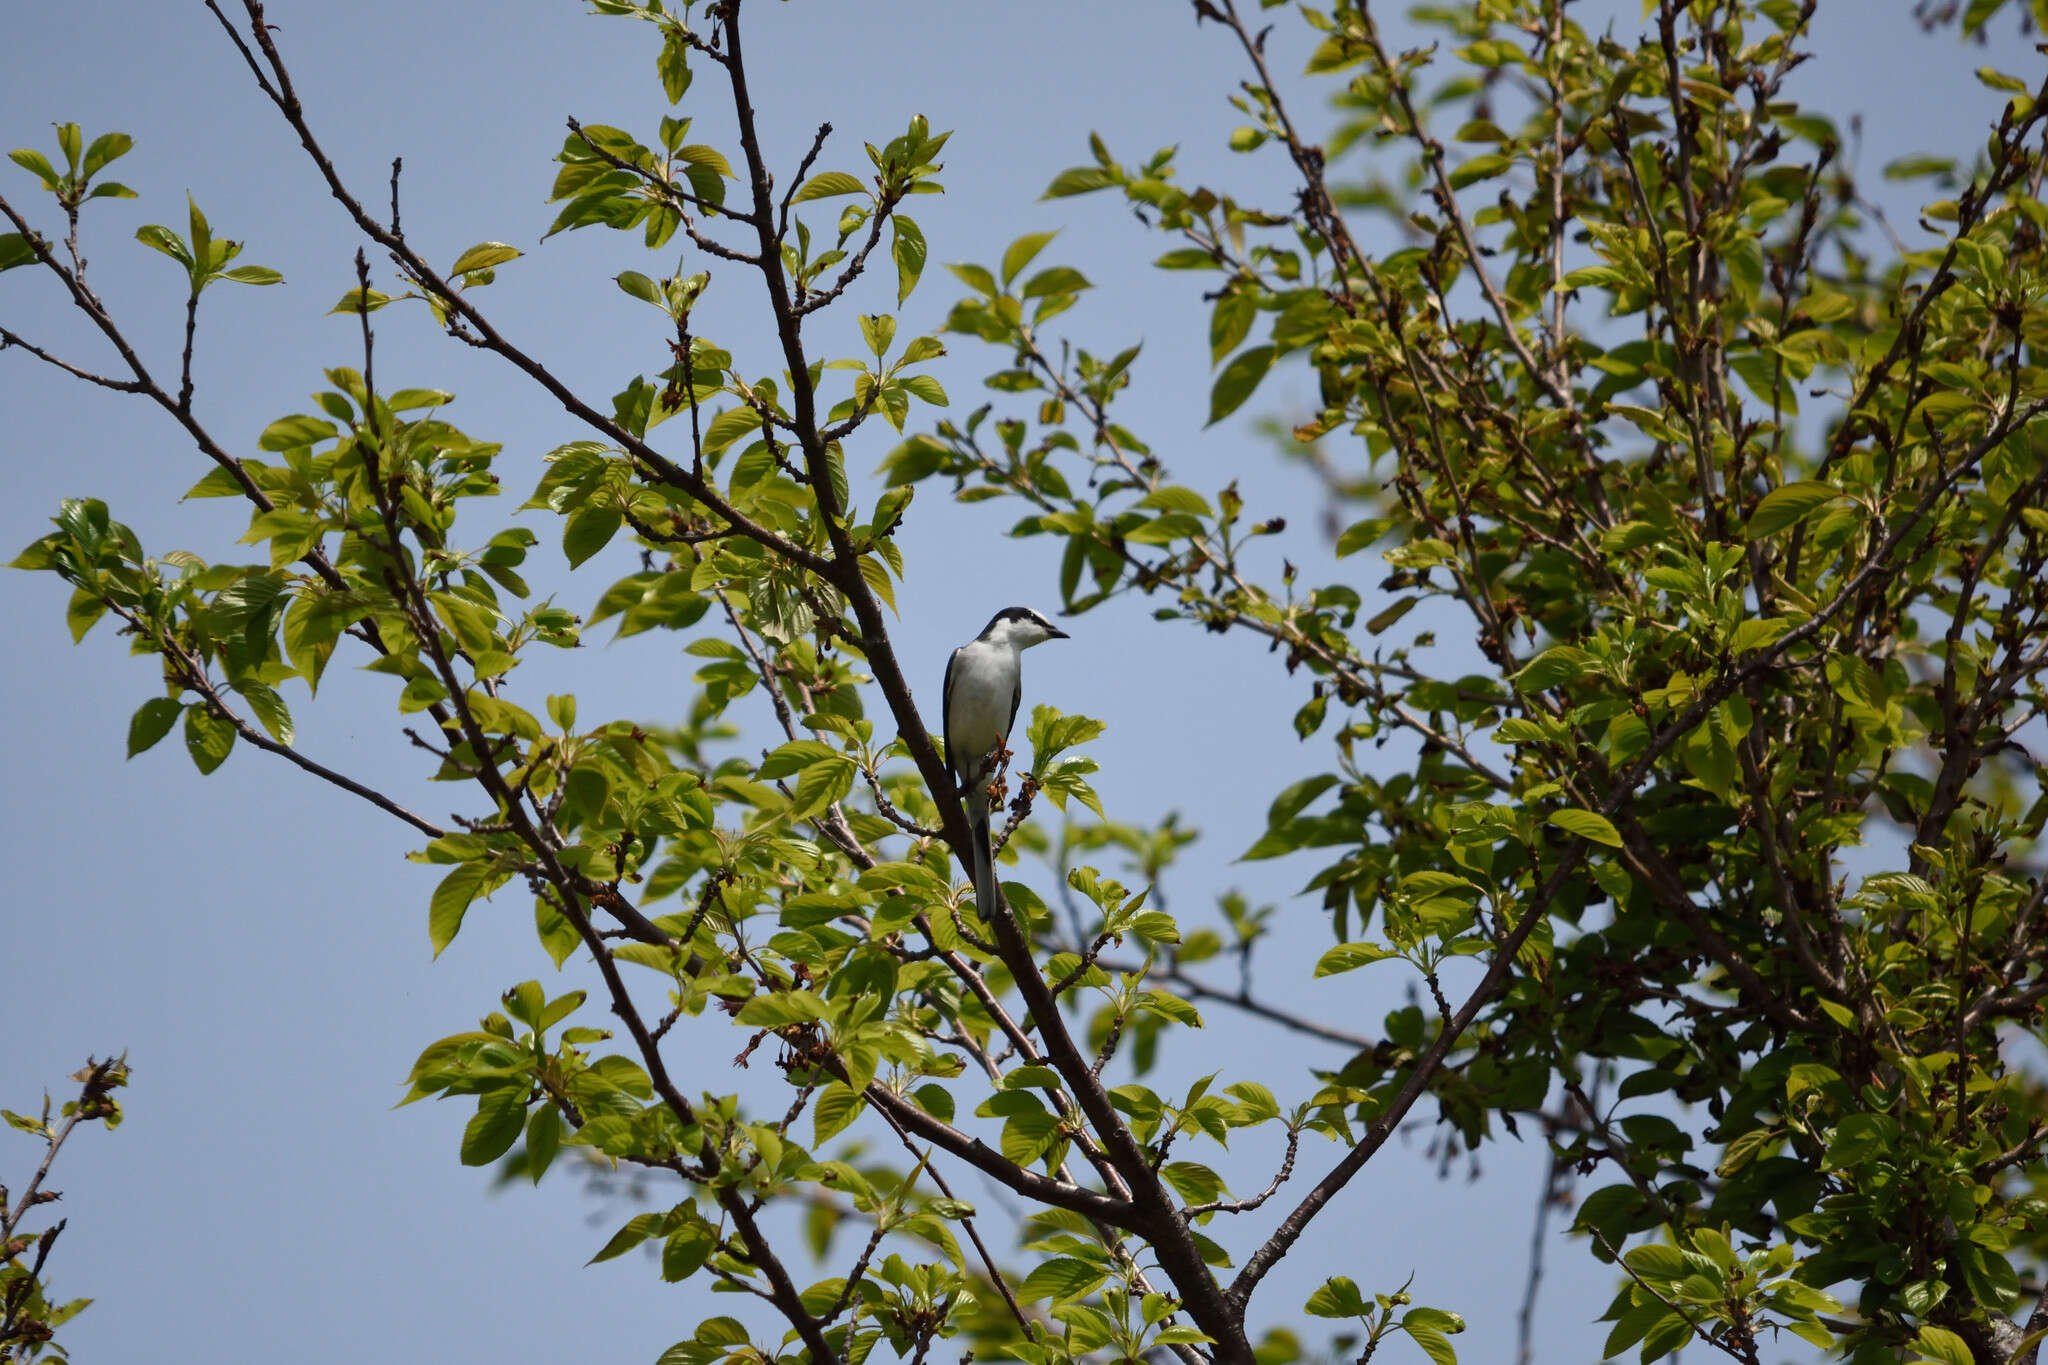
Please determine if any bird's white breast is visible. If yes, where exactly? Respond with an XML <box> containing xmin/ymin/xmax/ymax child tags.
<box><xmin>946</xmin><ymin>643</ymin><xmax>1020</xmax><ymax>782</ymax></box>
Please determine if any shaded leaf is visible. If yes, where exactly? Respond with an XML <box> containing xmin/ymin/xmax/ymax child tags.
<box><xmin>182</xmin><ymin>706</ymin><xmax>234</xmax><ymax>774</ymax></box>
<box><xmin>1208</xmin><ymin>346</ymin><xmax>1275</xmax><ymax>425</ymax></box>
<box><xmin>460</xmin><ymin>1090</ymin><xmax>525</xmax><ymax>1166</ymax></box>
<box><xmin>1747</xmin><ymin>481</ymin><xmax>1842</xmax><ymax>539</ymax></box>
<box><xmin>127</xmin><ymin>697</ymin><xmax>184</xmax><ymax>758</ymax></box>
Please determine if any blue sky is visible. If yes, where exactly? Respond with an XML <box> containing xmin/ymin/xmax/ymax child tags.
<box><xmin>0</xmin><ymin>2</ymin><xmax>2021</xmax><ymax>1362</ymax></box>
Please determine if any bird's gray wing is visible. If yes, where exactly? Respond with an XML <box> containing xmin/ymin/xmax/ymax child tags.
<box><xmin>941</xmin><ymin>645</ymin><xmax>961</xmax><ymax>792</ymax></box>
<box><xmin>1005</xmin><ymin>676</ymin><xmax>1021</xmax><ymax>750</ymax></box>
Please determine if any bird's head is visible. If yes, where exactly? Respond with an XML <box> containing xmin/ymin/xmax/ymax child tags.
<box><xmin>981</xmin><ymin>606</ymin><xmax>1069</xmax><ymax>651</ymax></box>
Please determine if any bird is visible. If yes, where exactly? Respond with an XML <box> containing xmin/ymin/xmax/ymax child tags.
<box><xmin>942</xmin><ymin>606</ymin><xmax>1069</xmax><ymax>916</ymax></box>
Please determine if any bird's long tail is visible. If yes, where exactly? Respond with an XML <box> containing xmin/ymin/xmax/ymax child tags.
<box><xmin>968</xmin><ymin>802</ymin><xmax>997</xmax><ymax>918</ymax></box>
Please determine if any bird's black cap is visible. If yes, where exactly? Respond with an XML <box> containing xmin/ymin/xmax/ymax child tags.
<box><xmin>981</xmin><ymin>606</ymin><xmax>1069</xmax><ymax>639</ymax></box>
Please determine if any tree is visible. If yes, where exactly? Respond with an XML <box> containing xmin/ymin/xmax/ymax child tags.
<box><xmin>1</xmin><ymin>1059</ymin><xmax>129</xmax><ymax>1363</ymax></box>
<box><xmin>5</xmin><ymin>1</ymin><xmax>2048</xmax><ymax>1363</ymax></box>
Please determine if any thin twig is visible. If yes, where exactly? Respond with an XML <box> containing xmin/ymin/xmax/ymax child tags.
<box><xmin>1183</xmin><ymin>1126</ymin><xmax>1299</xmax><ymax>1218</ymax></box>
<box><xmin>0</xmin><ymin>327</ymin><xmax>146</xmax><ymax>392</ymax></box>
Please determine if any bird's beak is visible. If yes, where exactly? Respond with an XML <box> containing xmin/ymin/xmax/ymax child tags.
<box><xmin>1048</xmin><ymin>624</ymin><xmax>1070</xmax><ymax>640</ymax></box>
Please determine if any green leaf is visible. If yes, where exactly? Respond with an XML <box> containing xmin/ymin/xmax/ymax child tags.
<box><xmin>451</xmin><ymin>241</ymin><xmax>522</xmax><ymax>275</ymax></box>
<box><xmin>1404</xmin><ymin>1308</ymin><xmax>1466</xmax><ymax>1337</ymax></box>
<box><xmin>1002</xmin><ymin>231</ymin><xmax>1058</xmax><ymax>286</ymax></box>
<box><xmin>1548</xmin><ymin>808</ymin><xmax>1621</xmax><ymax>847</ymax></box>
<box><xmin>1224</xmin><ymin>1081</ymin><xmax>1280</xmax><ymax>1123</ymax></box>
<box><xmin>660</xmin><ymin>1221</ymin><xmax>715</xmax><ymax>1282</ymax></box>
<box><xmin>1043</xmin><ymin>166</ymin><xmax>1117</xmax><ymax>198</ymax></box>
<box><xmin>218</xmin><ymin>265</ymin><xmax>283</xmax><ymax>286</ymax></box>
<box><xmin>1623</xmin><ymin>1244</ymin><xmax>1689</xmax><ymax>1279</ymax></box>
<box><xmin>1211</xmin><ymin>292</ymin><xmax>1254</xmax><ymax>365</ymax></box>
<box><xmin>134</xmin><ymin>223</ymin><xmax>192</xmax><ymax>268</ymax></box>
<box><xmin>430</xmin><ymin>861</ymin><xmax>495</xmax><ymax>957</ymax></box>
<box><xmin>235</xmin><ymin>680</ymin><xmax>295</xmax><ymax>745</ymax></box>
<box><xmin>1155</xmin><ymin>246</ymin><xmax>1219</xmax><ymax>269</ymax></box>
<box><xmin>589</xmin><ymin>1213</ymin><xmax>662</xmax><ymax>1264</ymax></box>
<box><xmin>892</xmin><ymin>214</ymin><xmax>926</xmax><ymax>304</ymax></box>
<box><xmin>525</xmin><ymin>1105</ymin><xmax>562</xmax><ymax>1183</ymax></box>
<box><xmin>1515</xmin><ymin>646</ymin><xmax>1595</xmax><ymax>693</ymax></box>
<box><xmin>538</xmin><ymin>989</ymin><xmax>586</xmax><ymax>1031</ymax></box>
<box><xmin>82</xmin><ymin>131</ymin><xmax>132</xmax><ymax>178</ymax></box>
<box><xmin>126</xmin><ymin>698</ymin><xmax>184</xmax><ymax>758</ymax></box>
<box><xmin>257</xmin><ymin>414</ymin><xmax>337</xmax><ymax>453</ymax></box>
<box><xmin>1208</xmin><ymin>346</ymin><xmax>1275</xmax><ymax>425</ymax></box>
<box><xmin>186</xmin><ymin>194</ymin><xmax>212</xmax><ymax>267</ymax></box>
<box><xmin>1003</xmin><ymin>1064</ymin><xmax>1061</xmax><ymax>1090</ymax></box>
<box><xmin>1640</xmin><ymin>1311</ymin><xmax>1693</xmax><ymax>1361</ymax></box>
<box><xmin>182</xmin><ymin>466</ymin><xmax>250</xmax><ymax>499</ymax></box>
<box><xmin>460</xmin><ymin>1089</ymin><xmax>526</xmax><ymax>1166</ymax></box>
<box><xmin>759</xmin><ymin>738</ymin><xmax>837</xmax><ymax>780</ymax></box>
<box><xmin>210</xmin><ymin>572</ymin><xmax>288</xmax><ymax>631</ymax></box>
<box><xmin>1306</xmin><ymin>1276</ymin><xmax>1370</xmax><ymax>1318</ymax></box>
<box><xmin>1573</xmin><ymin>1182</ymin><xmax>1645</xmax><ymax>1238</ymax></box>
<box><xmin>182</xmin><ymin>706</ymin><xmax>234</xmax><ymax>774</ymax></box>
<box><xmin>389</xmin><ymin>388</ymin><xmax>454</xmax><ymax>412</ymax></box>
<box><xmin>813</xmin><ymin>1083</ymin><xmax>865</xmax><ymax>1145</ymax></box>
<box><xmin>1405</xmin><ymin>1324</ymin><xmax>1459</xmax><ymax>1365</ymax></box>
<box><xmin>1365</xmin><ymin>596</ymin><xmax>1417</xmax><ymax>635</ymax></box>
<box><xmin>1912</xmin><ymin>1326</ymin><xmax>1972</xmax><ymax>1365</ymax></box>
<box><xmin>1884</xmin><ymin>153</ymin><xmax>1957</xmax><ymax>182</ymax></box>
<box><xmin>946</xmin><ymin>261</ymin><xmax>998</xmax><ymax>298</ymax></box>
<box><xmin>793</xmin><ymin>171</ymin><xmax>866</xmax><ymax>202</ymax></box>
<box><xmin>1898</xmin><ymin>1280</ymin><xmax>1948</xmax><ymax>1316</ymax></box>
<box><xmin>1729</xmin><ymin>617</ymin><xmax>1790</xmax><ymax>654</ymax></box>
<box><xmin>1131</xmin><ymin>909</ymin><xmax>1180</xmax><ymax>943</ymax></box>
<box><xmin>1315</xmin><ymin>942</ymin><xmax>1394</xmax><ymax>976</ymax></box>
<box><xmin>999</xmin><ymin>1108</ymin><xmax>1061</xmax><ymax>1165</ymax></box>
<box><xmin>1019</xmin><ymin>1257</ymin><xmax>1110</xmax><ymax>1304</ymax></box>
<box><xmin>1448</xmin><ymin>152</ymin><xmax>1511</xmax><ymax>189</ymax></box>
<box><xmin>1747</xmin><ymin>480</ymin><xmax>1842</xmax><ymax>539</ymax></box>
<box><xmin>789</xmin><ymin>756</ymin><xmax>856</xmax><ymax>819</ymax></box>
<box><xmin>657</xmin><ymin>29</ymin><xmax>692</xmax><ymax>102</ymax></box>
<box><xmin>8</xmin><ymin>147</ymin><xmax>60</xmax><ymax>189</ymax></box>
<box><xmin>0</xmin><ymin>233</ymin><xmax>35</xmax><ymax>271</ymax></box>
<box><xmin>1824</xmin><ymin>1113</ymin><xmax>1899</xmax><ymax>1169</ymax></box>
<box><xmin>1022</xmin><ymin>265</ymin><xmax>1089</xmax><ymax>299</ymax></box>
<box><xmin>2</xmin><ymin>1110</ymin><xmax>47</xmax><ymax>1136</ymax></box>
<box><xmin>330</xmin><ymin>286</ymin><xmax>393</xmax><ymax>314</ymax></box>
<box><xmin>1603</xmin><ymin>1302</ymin><xmax>1664</xmax><ymax>1359</ymax></box>
<box><xmin>735</xmin><ymin>992</ymin><xmax>829</xmax><ymax>1027</ymax></box>
<box><xmin>701</xmin><ymin>405</ymin><xmax>761</xmax><ymax>456</ymax></box>
<box><xmin>563</xmin><ymin>506</ymin><xmax>622</xmax><ymax>568</ymax></box>
<box><xmin>535</xmin><ymin>897</ymin><xmax>579</xmax><ymax>968</ymax></box>
<box><xmin>616</xmin><ymin>270</ymin><xmax>664</xmax><ymax>306</ymax></box>
<box><xmin>860</xmin><ymin>312</ymin><xmax>896</xmax><ymax>360</ymax></box>
<box><xmin>1139</xmin><ymin>486</ymin><xmax>1213</xmax><ymax>517</ymax></box>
